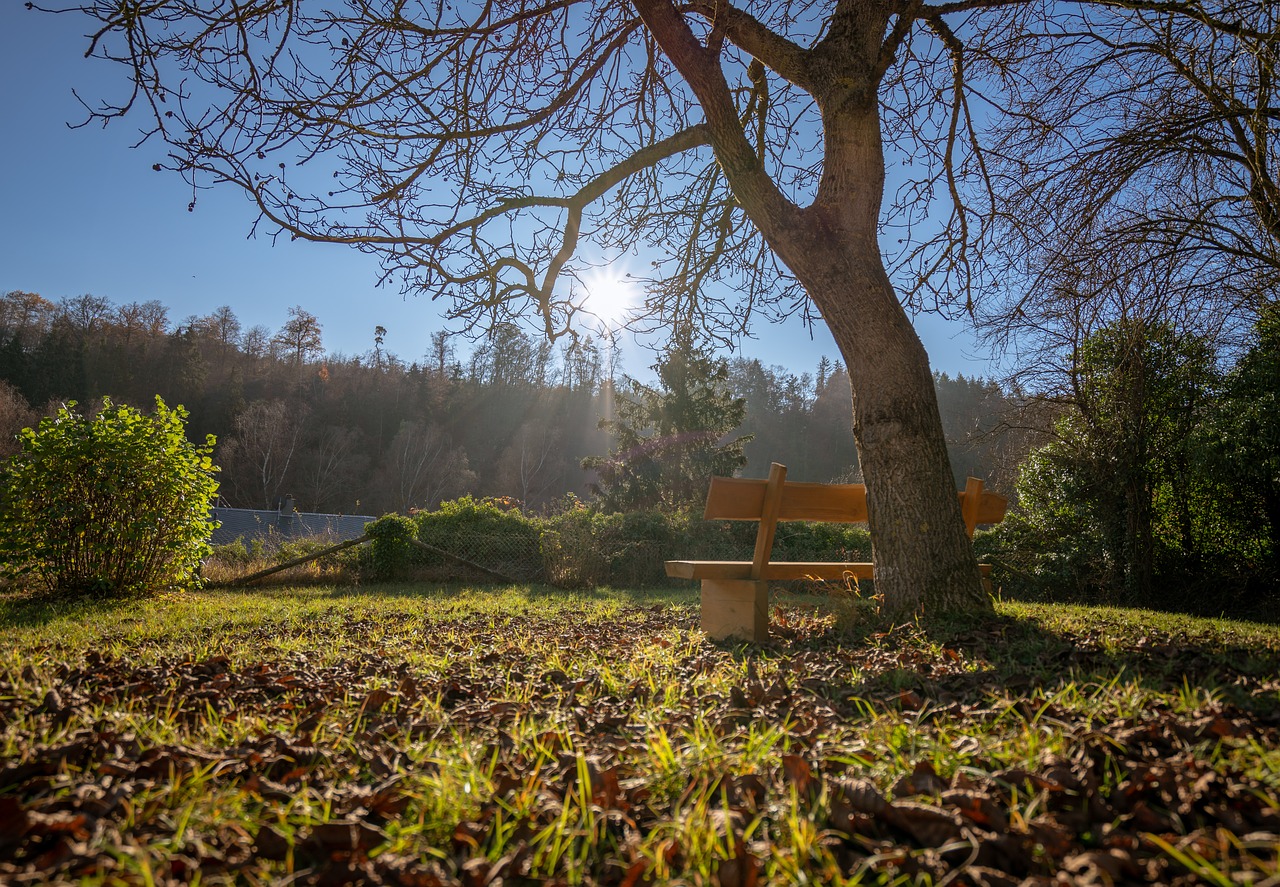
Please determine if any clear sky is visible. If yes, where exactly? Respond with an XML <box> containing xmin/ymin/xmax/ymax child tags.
<box><xmin>1</xmin><ymin>4</ymin><xmax>995</xmax><ymax>380</ymax></box>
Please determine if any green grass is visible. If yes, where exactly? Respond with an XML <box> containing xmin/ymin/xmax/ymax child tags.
<box><xmin>4</xmin><ymin>584</ymin><xmax>1280</xmax><ymax>884</ymax></box>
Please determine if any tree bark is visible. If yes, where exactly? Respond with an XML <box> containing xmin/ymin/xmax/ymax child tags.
<box><xmin>1264</xmin><ymin>486</ymin><xmax>1280</xmax><ymax>577</ymax></box>
<box><xmin>1123</xmin><ymin>475</ymin><xmax>1154</xmax><ymax>600</ymax></box>
<box><xmin>768</xmin><ymin>215</ymin><xmax>988</xmax><ymax>616</ymax></box>
<box><xmin>770</xmin><ymin>6</ymin><xmax>986</xmax><ymax>616</ymax></box>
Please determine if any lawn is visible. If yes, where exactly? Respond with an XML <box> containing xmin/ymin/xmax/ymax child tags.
<box><xmin>3</xmin><ymin>584</ymin><xmax>1280</xmax><ymax>885</ymax></box>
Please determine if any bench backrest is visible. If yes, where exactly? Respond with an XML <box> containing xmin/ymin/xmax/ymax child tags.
<box><xmin>705</xmin><ymin>463</ymin><xmax>1008</xmax><ymax>579</ymax></box>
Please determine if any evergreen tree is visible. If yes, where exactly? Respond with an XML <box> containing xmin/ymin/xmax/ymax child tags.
<box><xmin>1206</xmin><ymin>305</ymin><xmax>1280</xmax><ymax>576</ymax></box>
<box><xmin>1010</xmin><ymin>319</ymin><xmax>1218</xmax><ymax>602</ymax></box>
<box><xmin>583</xmin><ymin>330</ymin><xmax>750</xmax><ymax>511</ymax></box>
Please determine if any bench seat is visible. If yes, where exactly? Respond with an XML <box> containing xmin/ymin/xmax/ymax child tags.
<box><xmin>665</xmin><ymin>560</ymin><xmax>994</xmax><ymax>581</ymax></box>
<box><xmin>666</xmin><ymin>463</ymin><xmax>1007</xmax><ymax>642</ymax></box>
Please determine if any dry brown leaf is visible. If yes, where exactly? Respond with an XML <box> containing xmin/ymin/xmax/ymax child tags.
<box><xmin>1063</xmin><ymin>847</ymin><xmax>1138</xmax><ymax>884</ymax></box>
<box><xmin>360</xmin><ymin>687</ymin><xmax>395</xmax><ymax>714</ymax></box>
<box><xmin>618</xmin><ymin>858</ymin><xmax>651</xmax><ymax>887</ymax></box>
<box><xmin>252</xmin><ymin>824</ymin><xmax>290</xmax><ymax>861</ymax></box>
<box><xmin>833</xmin><ymin>778</ymin><xmax>890</xmax><ymax>816</ymax></box>
<box><xmin>451</xmin><ymin>819</ymin><xmax>488</xmax><ymax>852</ymax></box>
<box><xmin>307</xmin><ymin>818</ymin><xmax>384</xmax><ymax>854</ymax></box>
<box><xmin>715</xmin><ymin>844</ymin><xmax>760</xmax><ymax>887</ymax></box>
<box><xmin>1024</xmin><ymin>815</ymin><xmax>1075</xmax><ymax>858</ymax></box>
<box><xmin>940</xmin><ymin>788</ymin><xmax>1008</xmax><ymax>832</ymax></box>
<box><xmin>885</xmin><ymin>801</ymin><xmax>964</xmax><ymax>846</ymax></box>
<box><xmin>892</xmin><ymin>761</ymin><xmax>947</xmax><ymax>798</ymax></box>
<box><xmin>0</xmin><ymin>797</ymin><xmax>30</xmax><ymax>849</ymax></box>
<box><xmin>781</xmin><ymin>754</ymin><xmax>815</xmax><ymax>796</ymax></box>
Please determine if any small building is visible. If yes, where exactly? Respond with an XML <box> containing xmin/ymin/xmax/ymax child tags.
<box><xmin>211</xmin><ymin>495</ymin><xmax>375</xmax><ymax>547</ymax></box>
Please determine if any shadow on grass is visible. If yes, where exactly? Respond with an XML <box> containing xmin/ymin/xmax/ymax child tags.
<box><xmin>736</xmin><ymin>597</ymin><xmax>1280</xmax><ymax>718</ymax></box>
<box><xmin>675</xmin><ymin>581</ymin><xmax>1280</xmax><ymax>719</ymax></box>
<box><xmin>304</xmin><ymin>580</ymin><xmax>1280</xmax><ymax>710</ymax></box>
<box><xmin>0</xmin><ymin>587</ymin><xmax>144</xmax><ymax>630</ymax></box>
<box><xmin>991</xmin><ymin>584</ymin><xmax>1280</xmax><ymax>627</ymax></box>
<box><xmin>12</xmin><ymin>578</ymin><xmax>1279</xmax><ymax>722</ymax></box>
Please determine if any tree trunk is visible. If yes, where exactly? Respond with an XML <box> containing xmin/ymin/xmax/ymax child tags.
<box><xmin>1123</xmin><ymin>475</ymin><xmax>1154</xmax><ymax>601</ymax></box>
<box><xmin>633</xmin><ymin>0</ymin><xmax>990</xmax><ymax>616</ymax></box>
<box><xmin>1262</xmin><ymin>484</ymin><xmax>1280</xmax><ymax>576</ymax></box>
<box><xmin>773</xmin><ymin>231</ymin><xmax>989</xmax><ymax>616</ymax></box>
<box><xmin>761</xmin><ymin>99</ymin><xmax>989</xmax><ymax>617</ymax></box>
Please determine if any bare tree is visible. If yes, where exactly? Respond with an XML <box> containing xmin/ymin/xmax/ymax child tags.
<box><xmin>219</xmin><ymin>399</ymin><xmax>309</xmax><ymax>509</ymax></box>
<box><xmin>969</xmin><ymin>4</ymin><xmax>1278</xmax><ymax>504</ymax></box>
<box><xmin>240</xmin><ymin>325</ymin><xmax>272</xmax><ymax>365</ymax></box>
<box><xmin>204</xmin><ymin>305</ymin><xmax>244</xmax><ymax>364</ymax></box>
<box><xmin>296</xmin><ymin>425</ymin><xmax>369</xmax><ymax>513</ymax></box>
<box><xmin>426</xmin><ymin>331</ymin><xmax>456</xmax><ymax>380</ymax></box>
<box><xmin>497</xmin><ymin>417</ymin><xmax>564</xmax><ymax>508</ymax></box>
<box><xmin>272</xmin><ymin>306</ymin><xmax>325</xmax><ymax>373</ymax></box>
<box><xmin>41</xmin><ymin>0</ymin><xmax>1260</xmax><ymax>612</ymax></box>
<box><xmin>58</xmin><ymin>294</ymin><xmax>112</xmax><ymax>338</ymax></box>
<box><xmin>983</xmin><ymin>2</ymin><xmax>1279</xmax><ymax>347</ymax></box>
<box><xmin>376</xmin><ymin>420</ymin><xmax>475</xmax><ymax>513</ymax></box>
<box><xmin>137</xmin><ymin>300</ymin><xmax>171</xmax><ymax>339</ymax></box>
<box><xmin>0</xmin><ymin>292</ymin><xmax>56</xmax><ymax>340</ymax></box>
<box><xmin>0</xmin><ymin>382</ymin><xmax>37</xmax><ymax>462</ymax></box>
<box><xmin>991</xmin><ymin>235</ymin><xmax>1240</xmax><ymax>405</ymax></box>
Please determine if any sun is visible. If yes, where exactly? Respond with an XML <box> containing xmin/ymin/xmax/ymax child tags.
<box><xmin>580</xmin><ymin>266</ymin><xmax>638</xmax><ymax>328</ymax></box>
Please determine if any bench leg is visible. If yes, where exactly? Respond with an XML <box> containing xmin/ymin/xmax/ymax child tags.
<box><xmin>700</xmin><ymin>579</ymin><xmax>769</xmax><ymax>643</ymax></box>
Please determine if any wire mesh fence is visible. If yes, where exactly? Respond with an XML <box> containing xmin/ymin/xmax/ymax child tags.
<box><xmin>211</xmin><ymin>504</ymin><xmax>886</xmax><ymax>590</ymax></box>
<box><xmin>414</xmin><ymin>530</ymin><xmax>547</xmax><ymax>584</ymax></box>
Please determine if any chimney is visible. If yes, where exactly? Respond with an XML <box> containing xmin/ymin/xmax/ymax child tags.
<box><xmin>279</xmin><ymin>495</ymin><xmax>296</xmax><ymax>531</ymax></box>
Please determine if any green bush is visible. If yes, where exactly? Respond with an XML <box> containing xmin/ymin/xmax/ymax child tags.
<box><xmin>541</xmin><ymin>505</ymin><xmax>616</xmax><ymax>588</ymax></box>
<box><xmin>540</xmin><ymin>504</ymin><xmax>870</xmax><ymax>590</ymax></box>
<box><xmin>360</xmin><ymin>494</ymin><xmax>878</xmax><ymax>591</ymax></box>
<box><xmin>543</xmin><ymin>507</ymin><xmax>681</xmax><ymax>588</ymax></box>
<box><xmin>0</xmin><ymin>397</ymin><xmax>219</xmax><ymax>595</ymax></box>
<box><xmin>365</xmin><ymin>514</ymin><xmax>419</xmax><ymax>579</ymax></box>
<box><xmin>415</xmin><ymin>496</ymin><xmax>544</xmax><ymax>582</ymax></box>
<box><xmin>209</xmin><ymin>538</ymin><xmax>252</xmax><ymax>566</ymax></box>
<box><xmin>771</xmin><ymin>520</ymin><xmax>872</xmax><ymax>564</ymax></box>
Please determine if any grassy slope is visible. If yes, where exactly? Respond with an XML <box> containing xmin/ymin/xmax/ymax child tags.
<box><xmin>3</xmin><ymin>585</ymin><xmax>1280</xmax><ymax>885</ymax></box>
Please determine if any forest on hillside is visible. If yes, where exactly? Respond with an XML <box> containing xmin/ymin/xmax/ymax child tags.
<box><xmin>1</xmin><ymin>287</ymin><xmax>1278</xmax><ymax>613</ymax></box>
<box><xmin>0</xmin><ymin>290</ymin><xmax>1027</xmax><ymax>517</ymax></box>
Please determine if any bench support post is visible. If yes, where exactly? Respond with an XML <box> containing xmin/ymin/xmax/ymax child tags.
<box><xmin>700</xmin><ymin>579</ymin><xmax>769</xmax><ymax>643</ymax></box>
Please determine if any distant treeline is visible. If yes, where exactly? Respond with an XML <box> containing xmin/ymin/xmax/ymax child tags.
<box><xmin>0</xmin><ymin>290</ymin><xmax>1029</xmax><ymax>515</ymax></box>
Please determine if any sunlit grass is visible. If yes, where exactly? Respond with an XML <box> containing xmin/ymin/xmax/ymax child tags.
<box><xmin>5</xmin><ymin>583</ymin><xmax>1280</xmax><ymax>883</ymax></box>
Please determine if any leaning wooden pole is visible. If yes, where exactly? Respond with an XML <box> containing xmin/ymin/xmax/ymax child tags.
<box><xmin>228</xmin><ymin>533</ymin><xmax>371</xmax><ymax>586</ymax></box>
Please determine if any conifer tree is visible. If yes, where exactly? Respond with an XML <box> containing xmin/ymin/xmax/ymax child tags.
<box><xmin>584</xmin><ymin>329</ymin><xmax>750</xmax><ymax>511</ymax></box>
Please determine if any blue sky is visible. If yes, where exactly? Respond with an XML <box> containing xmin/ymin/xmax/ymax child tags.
<box><xmin>1</xmin><ymin>4</ymin><xmax>995</xmax><ymax>380</ymax></box>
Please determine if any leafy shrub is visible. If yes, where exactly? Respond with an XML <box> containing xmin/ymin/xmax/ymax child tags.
<box><xmin>415</xmin><ymin>496</ymin><xmax>544</xmax><ymax>582</ymax></box>
<box><xmin>209</xmin><ymin>538</ymin><xmax>252</xmax><ymax>566</ymax></box>
<box><xmin>607</xmin><ymin>510</ymin><xmax>676</xmax><ymax>587</ymax></box>
<box><xmin>0</xmin><ymin>397</ymin><xmax>219</xmax><ymax>595</ymax></box>
<box><xmin>365</xmin><ymin>514</ymin><xmax>419</xmax><ymax>579</ymax></box>
<box><xmin>771</xmin><ymin>520</ymin><xmax>872</xmax><ymax>564</ymax></box>
<box><xmin>362</xmin><ymin>495</ymin><xmax>880</xmax><ymax>591</ymax></box>
<box><xmin>541</xmin><ymin>506</ymin><xmax>615</xmax><ymax>588</ymax></box>
<box><xmin>541</xmin><ymin>505</ymin><xmax>868</xmax><ymax>590</ymax></box>
<box><xmin>543</xmin><ymin>508</ymin><xmax>679</xmax><ymax>588</ymax></box>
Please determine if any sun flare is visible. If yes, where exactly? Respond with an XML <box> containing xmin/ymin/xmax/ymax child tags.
<box><xmin>580</xmin><ymin>267</ymin><xmax>638</xmax><ymax>328</ymax></box>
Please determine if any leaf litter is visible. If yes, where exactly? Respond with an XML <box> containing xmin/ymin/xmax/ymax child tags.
<box><xmin>3</xmin><ymin>595</ymin><xmax>1280</xmax><ymax>884</ymax></box>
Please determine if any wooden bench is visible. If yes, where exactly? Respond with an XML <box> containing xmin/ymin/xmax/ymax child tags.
<box><xmin>665</xmin><ymin>463</ymin><xmax>1008</xmax><ymax>642</ymax></box>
